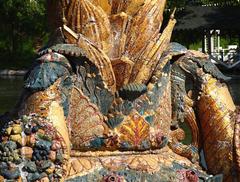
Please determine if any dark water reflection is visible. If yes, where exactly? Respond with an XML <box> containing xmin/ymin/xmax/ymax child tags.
<box><xmin>0</xmin><ymin>76</ymin><xmax>24</xmax><ymax>114</ymax></box>
<box><xmin>227</xmin><ymin>75</ymin><xmax>240</xmax><ymax>106</ymax></box>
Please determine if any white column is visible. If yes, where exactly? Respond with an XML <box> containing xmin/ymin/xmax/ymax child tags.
<box><xmin>210</xmin><ymin>30</ymin><xmax>214</xmax><ymax>54</ymax></box>
<box><xmin>216</xmin><ymin>30</ymin><xmax>220</xmax><ymax>53</ymax></box>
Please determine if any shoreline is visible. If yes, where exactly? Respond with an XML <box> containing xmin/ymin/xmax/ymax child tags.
<box><xmin>0</xmin><ymin>69</ymin><xmax>27</xmax><ymax>76</ymax></box>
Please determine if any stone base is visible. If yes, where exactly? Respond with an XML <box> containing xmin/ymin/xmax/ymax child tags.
<box><xmin>65</xmin><ymin>147</ymin><xmax>210</xmax><ymax>181</ymax></box>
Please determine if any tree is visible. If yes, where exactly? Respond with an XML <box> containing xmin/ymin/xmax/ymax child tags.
<box><xmin>167</xmin><ymin>0</ymin><xmax>240</xmax><ymax>8</ymax></box>
<box><xmin>0</xmin><ymin>0</ymin><xmax>47</xmax><ymax>69</ymax></box>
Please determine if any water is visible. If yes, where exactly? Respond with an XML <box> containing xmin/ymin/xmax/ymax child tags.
<box><xmin>0</xmin><ymin>76</ymin><xmax>24</xmax><ymax>114</ymax></box>
<box><xmin>227</xmin><ymin>75</ymin><xmax>240</xmax><ymax>105</ymax></box>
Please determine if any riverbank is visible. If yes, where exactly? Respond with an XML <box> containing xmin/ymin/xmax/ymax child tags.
<box><xmin>0</xmin><ymin>70</ymin><xmax>27</xmax><ymax>76</ymax></box>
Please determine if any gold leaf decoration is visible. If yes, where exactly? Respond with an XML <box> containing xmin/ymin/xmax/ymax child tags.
<box><xmin>62</xmin><ymin>25</ymin><xmax>116</xmax><ymax>93</ymax></box>
<box><xmin>197</xmin><ymin>75</ymin><xmax>235</xmax><ymax>180</ymax></box>
<box><xmin>116</xmin><ymin>111</ymin><xmax>150</xmax><ymax>149</ymax></box>
<box><xmin>62</xmin><ymin>0</ymin><xmax>176</xmax><ymax>89</ymax></box>
<box><xmin>111</xmin><ymin>56</ymin><xmax>134</xmax><ymax>90</ymax></box>
<box><xmin>129</xmin><ymin>9</ymin><xmax>176</xmax><ymax>83</ymax></box>
<box><xmin>67</xmin><ymin>87</ymin><xmax>107</xmax><ymax>149</ymax></box>
<box><xmin>125</xmin><ymin>0</ymin><xmax>166</xmax><ymax>61</ymax></box>
<box><xmin>77</xmin><ymin>35</ymin><xmax>117</xmax><ymax>93</ymax></box>
<box><xmin>21</xmin><ymin>79</ymin><xmax>62</xmax><ymax>117</ymax></box>
<box><xmin>109</xmin><ymin>12</ymin><xmax>129</xmax><ymax>60</ymax></box>
<box><xmin>90</xmin><ymin>0</ymin><xmax>112</xmax><ymax>15</ymax></box>
<box><xmin>67</xmin><ymin>0</ymin><xmax>111</xmax><ymax>54</ymax></box>
<box><xmin>110</xmin><ymin>0</ymin><xmax>145</xmax><ymax>15</ymax></box>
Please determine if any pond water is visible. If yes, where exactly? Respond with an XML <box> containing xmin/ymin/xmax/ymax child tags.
<box><xmin>227</xmin><ymin>75</ymin><xmax>240</xmax><ymax>106</ymax></box>
<box><xmin>0</xmin><ymin>76</ymin><xmax>24</xmax><ymax>114</ymax></box>
<box><xmin>0</xmin><ymin>75</ymin><xmax>239</xmax><ymax>114</ymax></box>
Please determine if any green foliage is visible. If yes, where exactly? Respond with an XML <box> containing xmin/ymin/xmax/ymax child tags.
<box><xmin>189</xmin><ymin>41</ymin><xmax>202</xmax><ymax>51</ymax></box>
<box><xmin>172</xmin><ymin>30</ymin><xmax>203</xmax><ymax>50</ymax></box>
<box><xmin>200</xmin><ymin>0</ymin><xmax>240</xmax><ymax>6</ymax></box>
<box><xmin>220</xmin><ymin>34</ymin><xmax>239</xmax><ymax>49</ymax></box>
<box><xmin>167</xmin><ymin>0</ymin><xmax>187</xmax><ymax>8</ymax></box>
<box><xmin>0</xmin><ymin>0</ymin><xmax>48</xmax><ymax>69</ymax></box>
<box><xmin>167</xmin><ymin>0</ymin><xmax>240</xmax><ymax>8</ymax></box>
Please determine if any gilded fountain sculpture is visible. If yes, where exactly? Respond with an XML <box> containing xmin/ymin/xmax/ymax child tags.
<box><xmin>0</xmin><ymin>0</ymin><xmax>239</xmax><ymax>181</ymax></box>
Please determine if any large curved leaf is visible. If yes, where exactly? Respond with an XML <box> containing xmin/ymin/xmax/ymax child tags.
<box><xmin>24</xmin><ymin>53</ymin><xmax>71</xmax><ymax>92</ymax></box>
